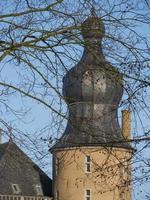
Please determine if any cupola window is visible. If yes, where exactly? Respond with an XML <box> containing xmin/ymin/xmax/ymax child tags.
<box><xmin>85</xmin><ymin>155</ymin><xmax>91</xmax><ymax>173</ymax></box>
<box><xmin>11</xmin><ymin>184</ymin><xmax>21</xmax><ymax>194</ymax></box>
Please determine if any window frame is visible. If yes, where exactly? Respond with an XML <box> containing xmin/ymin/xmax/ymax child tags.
<box><xmin>56</xmin><ymin>190</ymin><xmax>59</xmax><ymax>200</ymax></box>
<box><xmin>55</xmin><ymin>157</ymin><xmax>59</xmax><ymax>176</ymax></box>
<box><xmin>35</xmin><ymin>184</ymin><xmax>43</xmax><ymax>196</ymax></box>
<box><xmin>85</xmin><ymin>189</ymin><xmax>91</xmax><ymax>200</ymax></box>
<box><xmin>85</xmin><ymin>155</ymin><xmax>91</xmax><ymax>173</ymax></box>
<box><xmin>11</xmin><ymin>184</ymin><xmax>21</xmax><ymax>194</ymax></box>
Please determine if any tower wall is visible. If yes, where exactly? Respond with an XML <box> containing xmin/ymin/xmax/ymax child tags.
<box><xmin>53</xmin><ymin>147</ymin><xmax>132</xmax><ymax>200</ymax></box>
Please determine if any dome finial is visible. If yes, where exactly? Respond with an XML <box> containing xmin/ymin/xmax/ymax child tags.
<box><xmin>81</xmin><ymin>15</ymin><xmax>105</xmax><ymax>44</ymax></box>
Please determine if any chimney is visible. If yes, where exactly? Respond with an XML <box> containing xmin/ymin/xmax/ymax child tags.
<box><xmin>0</xmin><ymin>129</ymin><xmax>2</xmax><ymax>144</ymax></box>
<box><xmin>122</xmin><ymin>110</ymin><xmax>131</xmax><ymax>140</ymax></box>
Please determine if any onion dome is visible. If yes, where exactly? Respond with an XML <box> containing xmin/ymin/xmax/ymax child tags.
<box><xmin>51</xmin><ymin>16</ymin><xmax>131</xmax><ymax>150</ymax></box>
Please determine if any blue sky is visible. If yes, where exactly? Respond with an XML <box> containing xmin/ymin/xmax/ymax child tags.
<box><xmin>0</xmin><ymin>0</ymin><xmax>149</xmax><ymax>199</ymax></box>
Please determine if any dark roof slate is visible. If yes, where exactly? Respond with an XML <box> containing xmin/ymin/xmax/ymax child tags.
<box><xmin>0</xmin><ymin>142</ymin><xmax>52</xmax><ymax>197</ymax></box>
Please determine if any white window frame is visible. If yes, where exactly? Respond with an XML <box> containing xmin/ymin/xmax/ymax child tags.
<box><xmin>11</xmin><ymin>184</ymin><xmax>21</xmax><ymax>194</ymax></box>
<box><xmin>56</xmin><ymin>190</ymin><xmax>59</xmax><ymax>200</ymax></box>
<box><xmin>85</xmin><ymin>189</ymin><xmax>91</xmax><ymax>200</ymax></box>
<box><xmin>85</xmin><ymin>155</ymin><xmax>91</xmax><ymax>173</ymax></box>
<box><xmin>35</xmin><ymin>184</ymin><xmax>43</xmax><ymax>196</ymax></box>
<box><xmin>55</xmin><ymin>157</ymin><xmax>59</xmax><ymax>176</ymax></box>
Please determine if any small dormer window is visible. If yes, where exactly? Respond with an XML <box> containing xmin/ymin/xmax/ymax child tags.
<box><xmin>35</xmin><ymin>185</ymin><xmax>43</xmax><ymax>196</ymax></box>
<box><xmin>12</xmin><ymin>184</ymin><xmax>21</xmax><ymax>194</ymax></box>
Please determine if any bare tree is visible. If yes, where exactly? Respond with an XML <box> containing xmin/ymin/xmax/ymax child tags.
<box><xmin>0</xmin><ymin>0</ymin><xmax>149</xmax><ymax>199</ymax></box>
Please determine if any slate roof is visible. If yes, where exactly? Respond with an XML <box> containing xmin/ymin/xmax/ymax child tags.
<box><xmin>0</xmin><ymin>141</ymin><xmax>52</xmax><ymax>196</ymax></box>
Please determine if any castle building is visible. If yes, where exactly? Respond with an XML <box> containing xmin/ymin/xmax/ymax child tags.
<box><xmin>0</xmin><ymin>15</ymin><xmax>132</xmax><ymax>200</ymax></box>
<box><xmin>51</xmin><ymin>15</ymin><xmax>132</xmax><ymax>200</ymax></box>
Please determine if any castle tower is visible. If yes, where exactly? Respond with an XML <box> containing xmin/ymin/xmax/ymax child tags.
<box><xmin>51</xmin><ymin>15</ymin><xmax>132</xmax><ymax>200</ymax></box>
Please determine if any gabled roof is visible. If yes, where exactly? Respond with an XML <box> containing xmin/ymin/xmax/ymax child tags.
<box><xmin>0</xmin><ymin>142</ymin><xmax>52</xmax><ymax>197</ymax></box>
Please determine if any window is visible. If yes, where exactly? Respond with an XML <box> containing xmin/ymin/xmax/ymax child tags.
<box><xmin>11</xmin><ymin>184</ymin><xmax>21</xmax><ymax>194</ymax></box>
<box><xmin>35</xmin><ymin>185</ymin><xmax>43</xmax><ymax>196</ymax></box>
<box><xmin>85</xmin><ymin>155</ymin><xmax>91</xmax><ymax>173</ymax></box>
<box><xmin>85</xmin><ymin>189</ymin><xmax>91</xmax><ymax>200</ymax></box>
<box><xmin>56</xmin><ymin>191</ymin><xmax>59</xmax><ymax>200</ymax></box>
<box><xmin>55</xmin><ymin>157</ymin><xmax>59</xmax><ymax>175</ymax></box>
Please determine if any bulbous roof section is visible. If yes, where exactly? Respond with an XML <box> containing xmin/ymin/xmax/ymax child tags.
<box><xmin>51</xmin><ymin>15</ymin><xmax>131</xmax><ymax>151</ymax></box>
<box><xmin>63</xmin><ymin>16</ymin><xmax>123</xmax><ymax>105</ymax></box>
<box><xmin>63</xmin><ymin>65</ymin><xmax>123</xmax><ymax>105</ymax></box>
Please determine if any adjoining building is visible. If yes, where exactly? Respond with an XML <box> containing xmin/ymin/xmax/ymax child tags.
<box><xmin>0</xmin><ymin>141</ymin><xmax>52</xmax><ymax>200</ymax></box>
